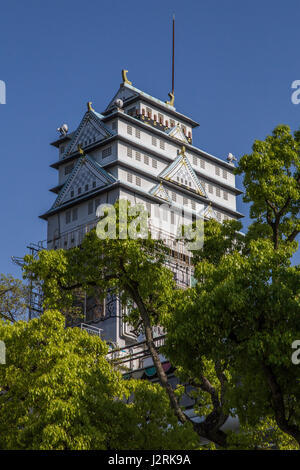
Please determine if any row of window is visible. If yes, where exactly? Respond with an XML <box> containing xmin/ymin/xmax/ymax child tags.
<box><xmin>206</xmin><ymin>183</ymin><xmax>229</xmax><ymax>200</ymax></box>
<box><xmin>192</xmin><ymin>155</ymin><xmax>205</xmax><ymax>169</ymax></box>
<box><xmin>125</xmin><ymin>128</ymin><xmax>229</xmax><ymax>186</ymax></box>
<box><xmin>127</xmin><ymin>125</ymin><xmax>141</xmax><ymax>139</ymax></box>
<box><xmin>126</xmin><ymin>147</ymin><xmax>158</xmax><ymax>168</ymax></box>
<box><xmin>69</xmin><ymin>181</ymin><xmax>97</xmax><ymax>199</ymax></box>
<box><xmin>127</xmin><ymin>124</ymin><xmax>165</xmax><ymax>149</ymax></box>
<box><xmin>144</xmin><ymin>201</ymin><xmax>229</xmax><ymax>225</ymax></box>
<box><xmin>127</xmin><ymin>172</ymin><xmax>141</xmax><ymax>186</ymax></box>
<box><xmin>215</xmin><ymin>166</ymin><xmax>228</xmax><ymax>180</ymax></box>
<box><xmin>65</xmin><ymin>197</ymin><xmax>231</xmax><ymax>226</ymax></box>
<box><xmin>66</xmin><ymin>198</ymin><xmax>102</xmax><ymax>224</ymax></box>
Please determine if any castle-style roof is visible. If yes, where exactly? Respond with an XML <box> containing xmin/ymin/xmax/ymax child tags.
<box><xmin>103</xmin><ymin>79</ymin><xmax>199</xmax><ymax>128</ymax></box>
<box><xmin>159</xmin><ymin>147</ymin><xmax>207</xmax><ymax>197</ymax></box>
<box><xmin>149</xmin><ymin>183</ymin><xmax>172</xmax><ymax>204</ymax></box>
<box><xmin>61</xmin><ymin>106</ymin><xmax>114</xmax><ymax>159</ymax></box>
<box><xmin>47</xmin><ymin>152</ymin><xmax>116</xmax><ymax>213</ymax></box>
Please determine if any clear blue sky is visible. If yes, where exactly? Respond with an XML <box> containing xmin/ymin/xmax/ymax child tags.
<box><xmin>1</xmin><ymin>0</ymin><xmax>299</xmax><ymax>277</ymax></box>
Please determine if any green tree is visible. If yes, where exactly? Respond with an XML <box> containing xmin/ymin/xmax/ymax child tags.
<box><xmin>0</xmin><ymin>310</ymin><xmax>196</xmax><ymax>450</ymax></box>
<box><xmin>0</xmin><ymin>274</ymin><xmax>28</xmax><ymax>322</ymax></box>
<box><xmin>164</xmin><ymin>125</ymin><xmax>300</xmax><ymax>448</ymax></box>
<box><xmin>23</xmin><ymin>202</ymin><xmax>233</xmax><ymax>447</ymax></box>
<box><xmin>22</xmin><ymin>125</ymin><xmax>300</xmax><ymax>449</ymax></box>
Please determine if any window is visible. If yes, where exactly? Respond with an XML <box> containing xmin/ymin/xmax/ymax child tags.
<box><xmin>158</xmin><ymin>113</ymin><xmax>163</xmax><ymax>124</ymax></box>
<box><xmin>95</xmin><ymin>199</ymin><xmax>101</xmax><ymax>212</ymax></box>
<box><xmin>208</xmin><ymin>184</ymin><xmax>213</xmax><ymax>194</ymax></box>
<box><xmin>70</xmin><ymin>190</ymin><xmax>74</xmax><ymax>198</ymax></box>
<box><xmin>172</xmin><ymin>192</ymin><xmax>176</xmax><ymax>202</ymax></box>
<box><xmin>112</xmin><ymin>121</ymin><xmax>117</xmax><ymax>130</ymax></box>
<box><xmin>127</xmin><ymin>125</ymin><xmax>132</xmax><ymax>135</ymax></box>
<box><xmin>181</xmin><ymin>125</ymin><xmax>186</xmax><ymax>135</ymax></box>
<box><xmin>170</xmin><ymin>119</ymin><xmax>175</xmax><ymax>127</ymax></box>
<box><xmin>66</xmin><ymin>210</ymin><xmax>71</xmax><ymax>224</ymax></box>
<box><xmin>152</xmin><ymin>136</ymin><xmax>157</xmax><ymax>146</ymax></box>
<box><xmin>152</xmin><ymin>159</ymin><xmax>157</xmax><ymax>169</ymax></box>
<box><xmin>193</xmin><ymin>156</ymin><xmax>197</xmax><ymax>166</ymax></box>
<box><xmin>72</xmin><ymin>208</ymin><xmax>78</xmax><ymax>221</ymax></box>
<box><xmin>223</xmin><ymin>191</ymin><xmax>228</xmax><ymax>201</ymax></box>
<box><xmin>127</xmin><ymin>173</ymin><xmax>133</xmax><ymax>183</ymax></box>
<box><xmin>78</xmin><ymin>187</ymin><xmax>82</xmax><ymax>195</ymax></box>
<box><xmin>215</xmin><ymin>166</ymin><xmax>220</xmax><ymax>176</ymax></box>
<box><xmin>171</xmin><ymin>211</ymin><xmax>175</xmax><ymax>225</ymax></box>
<box><xmin>216</xmin><ymin>212</ymin><xmax>222</xmax><ymax>222</ymax></box>
<box><xmin>223</xmin><ymin>169</ymin><xmax>227</xmax><ymax>179</ymax></box>
<box><xmin>191</xmin><ymin>201</ymin><xmax>196</xmax><ymax>210</ymax></box>
<box><xmin>135</xmin><ymin>151</ymin><xmax>141</xmax><ymax>162</ymax></box>
<box><xmin>135</xmin><ymin>128</ymin><xmax>140</xmax><ymax>139</ymax></box>
<box><xmin>183</xmin><ymin>197</ymin><xmax>188</xmax><ymax>206</ymax></box>
<box><xmin>60</xmin><ymin>145</ymin><xmax>65</xmax><ymax>154</ymax></box>
<box><xmin>146</xmin><ymin>107</ymin><xmax>152</xmax><ymax>118</ymax></box>
<box><xmin>93</xmin><ymin>181</ymin><xmax>96</xmax><ymax>188</ymax></box>
<box><xmin>144</xmin><ymin>155</ymin><xmax>149</xmax><ymax>165</ymax></box>
<box><xmin>200</xmin><ymin>159</ymin><xmax>205</xmax><ymax>169</ymax></box>
<box><xmin>64</xmin><ymin>163</ymin><xmax>74</xmax><ymax>175</ymax></box>
<box><xmin>102</xmin><ymin>146</ymin><xmax>112</xmax><ymax>158</ymax></box>
<box><xmin>136</xmin><ymin>176</ymin><xmax>141</xmax><ymax>186</ymax></box>
<box><xmin>160</xmin><ymin>140</ymin><xmax>165</xmax><ymax>150</ymax></box>
<box><xmin>88</xmin><ymin>201</ymin><xmax>94</xmax><ymax>215</ymax></box>
<box><xmin>127</xmin><ymin>147</ymin><xmax>132</xmax><ymax>158</ymax></box>
<box><xmin>216</xmin><ymin>187</ymin><xmax>221</xmax><ymax>197</ymax></box>
<box><xmin>85</xmin><ymin>184</ymin><xmax>89</xmax><ymax>192</ymax></box>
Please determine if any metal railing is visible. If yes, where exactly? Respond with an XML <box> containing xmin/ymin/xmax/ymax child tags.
<box><xmin>107</xmin><ymin>334</ymin><xmax>166</xmax><ymax>371</ymax></box>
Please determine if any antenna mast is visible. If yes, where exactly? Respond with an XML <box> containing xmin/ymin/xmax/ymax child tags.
<box><xmin>172</xmin><ymin>14</ymin><xmax>175</xmax><ymax>96</ymax></box>
<box><xmin>166</xmin><ymin>14</ymin><xmax>175</xmax><ymax>106</ymax></box>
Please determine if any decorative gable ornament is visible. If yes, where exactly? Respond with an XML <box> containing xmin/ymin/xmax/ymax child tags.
<box><xmin>62</xmin><ymin>106</ymin><xmax>113</xmax><ymax>158</ymax></box>
<box><xmin>201</xmin><ymin>203</ymin><xmax>219</xmax><ymax>221</ymax></box>
<box><xmin>166</xmin><ymin>123</ymin><xmax>188</xmax><ymax>143</ymax></box>
<box><xmin>52</xmin><ymin>152</ymin><xmax>116</xmax><ymax>209</ymax></box>
<box><xmin>149</xmin><ymin>183</ymin><xmax>172</xmax><ymax>203</ymax></box>
<box><xmin>160</xmin><ymin>146</ymin><xmax>207</xmax><ymax>197</ymax></box>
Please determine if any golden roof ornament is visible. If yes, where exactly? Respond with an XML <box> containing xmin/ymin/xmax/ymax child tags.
<box><xmin>166</xmin><ymin>91</ymin><xmax>175</xmax><ymax>106</ymax></box>
<box><xmin>87</xmin><ymin>101</ymin><xmax>94</xmax><ymax>111</ymax></box>
<box><xmin>179</xmin><ymin>145</ymin><xmax>186</xmax><ymax>157</ymax></box>
<box><xmin>77</xmin><ymin>144</ymin><xmax>85</xmax><ymax>159</ymax></box>
<box><xmin>121</xmin><ymin>69</ymin><xmax>132</xmax><ymax>86</ymax></box>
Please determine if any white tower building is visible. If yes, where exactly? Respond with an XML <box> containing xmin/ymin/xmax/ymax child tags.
<box><xmin>40</xmin><ymin>71</ymin><xmax>243</xmax><ymax>348</ymax></box>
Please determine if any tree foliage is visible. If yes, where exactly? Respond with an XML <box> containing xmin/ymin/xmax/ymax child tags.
<box><xmin>0</xmin><ymin>274</ymin><xmax>28</xmax><ymax>322</ymax></box>
<box><xmin>0</xmin><ymin>310</ymin><xmax>196</xmax><ymax>450</ymax></box>
<box><xmin>21</xmin><ymin>125</ymin><xmax>300</xmax><ymax>449</ymax></box>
